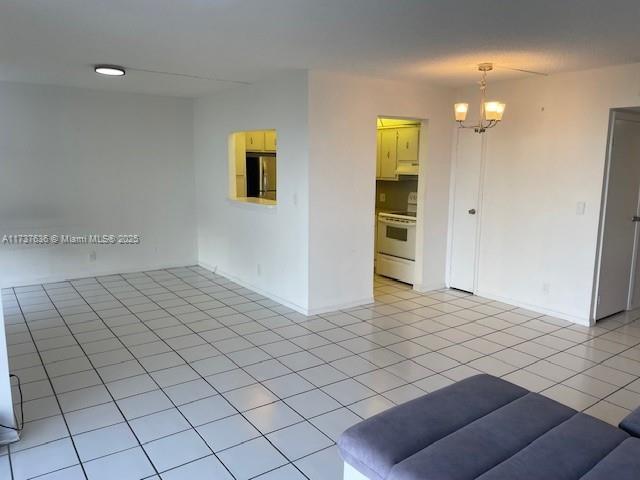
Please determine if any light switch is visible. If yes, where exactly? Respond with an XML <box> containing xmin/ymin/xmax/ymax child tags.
<box><xmin>380</xmin><ymin>193</ymin><xmax>386</xmax><ymax>202</ymax></box>
<box><xmin>576</xmin><ymin>202</ymin><xmax>586</xmax><ymax>215</ymax></box>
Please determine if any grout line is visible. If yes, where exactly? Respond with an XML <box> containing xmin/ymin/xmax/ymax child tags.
<box><xmin>9</xmin><ymin>287</ymin><xmax>90</xmax><ymax>480</ymax></box>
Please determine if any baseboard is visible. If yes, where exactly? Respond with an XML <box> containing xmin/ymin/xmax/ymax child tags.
<box><xmin>413</xmin><ymin>282</ymin><xmax>446</xmax><ymax>293</ymax></box>
<box><xmin>306</xmin><ymin>296</ymin><xmax>375</xmax><ymax>316</ymax></box>
<box><xmin>0</xmin><ymin>260</ymin><xmax>198</xmax><ymax>289</ymax></box>
<box><xmin>474</xmin><ymin>289</ymin><xmax>592</xmax><ymax>326</ymax></box>
<box><xmin>197</xmin><ymin>261</ymin><xmax>313</xmax><ymax>315</ymax></box>
<box><xmin>198</xmin><ymin>262</ymin><xmax>375</xmax><ymax>317</ymax></box>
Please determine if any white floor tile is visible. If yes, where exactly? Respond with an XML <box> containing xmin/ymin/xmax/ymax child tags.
<box><xmin>129</xmin><ymin>408</ymin><xmax>191</xmax><ymax>444</ymax></box>
<box><xmin>84</xmin><ymin>446</ymin><xmax>155</xmax><ymax>480</ymax></box>
<box><xmin>143</xmin><ymin>429</ymin><xmax>211</xmax><ymax>473</ymax></box>
<box><xmin>11</xmin><ymin>437</ymin><xmax>79</xmax><ymax>480</ymax></box>
<box><xmin>160</xmin><ymin>455</ymin><xmax>233</xmax><ymax>480</ymax></box>
<box><xmin>197</xmin><ymin>414</ymin><xmax>261</xmax><ymax>451</ymax></box>
<box><xmin>74</xmin><ymin>422</ymin><xmax>138</xmax><ymax>461</ymax></box>
<box><xmin>217</xmin><ymin>437</ymin><xmax>288</xmax><ymax>480</ymax></box>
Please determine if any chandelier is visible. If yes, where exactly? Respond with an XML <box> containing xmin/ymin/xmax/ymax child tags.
<box><xmin>454</xmin><ymin>63</ymin><xmax>505</xmax><ymax>133</ymax></box>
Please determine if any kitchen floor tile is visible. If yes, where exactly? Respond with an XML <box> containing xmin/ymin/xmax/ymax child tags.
<box><xmin>160</xmin><ymin>455</ymin><xmax>233</xmax><ymax>480</ymax></box>
<box><xmin>217</xmin><ymin>437</ymin><xmax>288</xmax><ymax>480</ymax></box>
<box><xmin>244</xmin><ymin>400</ymin><xmax>304</xmax><ymax>433</ymax></box>
<box><xmin>309</xmin><ymin>407</ymin><xmax>362</xmax><ymax>441</ymax></box>
<box><xmin>196</xmin><ymin>414</ymin><xmax>261</xmax><ymax>451</ymax></box>
<box><xmin>84</xmin><ymin>446</ymin><xmax>155</xmax><ymax>480</ymax></box>
<box><xmin>143</xmin><ymin>429</ymin><xmax>211</xmax><ymax>473</ymax></box>
<box><xmin>117</xmin><ymin>390</ymin><xmax>174</xmax><ymax>420</ymax></box>
<box><xmin>322</xmin><ymin>379</ymin><xmax>377</xmax><ymax>405</ymax></box>
<box><xmin>73</xmin><ymin>422</ymin><xmax>138</xmax><ymax>461</ymax></box>
<box><xmin>129</xmin><ymin>408</ymin><xmax>191</xmax><ymax>444</ymax></box>
<box><xmin>267</xmin><ymin>421</ymin><xmax>333</xmax><ymax>461</ymax></box>
<box><xmin>163</xmin><ymin>378</ymin><xmax>217</xmax><ymax>405</ymax></box>
<box><xmin>64</xmin><ymin>402</ymin><xmax>124</xmax><ymax>434</ymax></box>
<box><xmin>294</xmin><ymin>445</ymin><xmax>343</xmax><ymax>480</ymax></box>
<box><xmin>10</xmin><ymin>415</ymin><xmax>69</xmax><ymax>453</ymax></box>
<box><xmin>223</xmin><ymin>383</ymin><xmax>278</xmax><ymax>411</ymax></box>
<box><xmin>11</xmin><ymin>437</ymin><xmax>79</xmax><ymax>480</ymax></box>
<box><xmin>106</xmin><ymin>373</ymin><xmax>158</xmax><ymax>400</ymax></box>
<box><xmin>178</xmin><ymin>394</ymin><xmax>235</xmax><ymax>426</ymax></box>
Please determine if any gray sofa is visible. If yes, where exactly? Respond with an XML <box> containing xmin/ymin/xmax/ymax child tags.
<box><xmin>338</xmin><ymin>374</ymin><xmax>640</xmax><ymax>480</ymax></box>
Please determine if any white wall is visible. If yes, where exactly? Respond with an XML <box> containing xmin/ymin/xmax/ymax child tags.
<box><xmin>307</xmin><ymin>71</ymin><xmax>455</xmax><ymax>313</ymax></box>
<box><xmin>193</xmin><ymin>72</ymin><xmax>310</xmax><ymax>312</ymax></box>
<box><xmin>0</xmin><ymin>82</ymin><xmax>197</xmax><ymax>287</ymax></box>
<box><xmin>453</xmin><ymin>63</ymin><xmax>640</xmax><ymax>324</ymax></box>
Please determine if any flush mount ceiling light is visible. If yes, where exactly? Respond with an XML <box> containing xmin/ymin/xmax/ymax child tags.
<box><xmin>454</xmin><ymin>63</ymin><xmax>505</xmax><ymax>134</ymax></box>
<box><xmin>94</xmin><ymin>64</ymin><xmax>126</xmax><ymax>76</ymax></box>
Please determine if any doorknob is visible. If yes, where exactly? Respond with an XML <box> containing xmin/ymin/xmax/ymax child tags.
<box><xmin>633</xmin><ymin>216</ymin><xmax>640</xmax><ymax>222</ymax></box>
<box><xmin>468</xmin><ymin>209</ymin><xmax>476</xmax><ymax>215</ymax></box>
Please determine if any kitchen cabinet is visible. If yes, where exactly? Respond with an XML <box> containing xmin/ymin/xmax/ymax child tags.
<box><xmin>378</xmin><ymin>129</ymin><xmax>398</xmax><ymax>180</ymax></box>
<box><xmin>376</xmin><ymin>130</ymin><xmax>382</xmax><ymax>178</ymax></box>
<box><xmin>396</xmin><ymin>126</ymin><xmax>420</xmax><ymax>175</ymax></box>
<box><xmin>397</xmin><ymin>126</ymin><xmax>420</xmax><ymax>162</ymax></box>
<box><xmin>245</xmin><ymin>131</ymin><xmax>265</xmax><ymax>151</ymax></box>
<box><xmin>265</xmin><ymin>130</ymin><xmax>277</xmax><ymax>151</ymax></box>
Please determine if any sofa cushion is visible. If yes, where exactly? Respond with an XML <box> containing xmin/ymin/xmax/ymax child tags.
<box><xmin>619</xmin><ymin>406</ymin><xmax>640</xmax><ymax>437</ymax></box>
<box><xmin>387</xmin><ymin>392</ymin><xmax>575</xmax><ymax>480</ymax></box>
<box><xmin>338</xmin><ymin>374</ymin><xmax>528</xmax><ymax>480</ymax></box>
<box><xmin>580</xmin><ymin>438</ymin><xmax>640</xmax><ymax>479</ymax></box>
<box><xmin>476</xmin><ymin>413</ymin><xmax>628</xmax><ymax>480</ymax></box>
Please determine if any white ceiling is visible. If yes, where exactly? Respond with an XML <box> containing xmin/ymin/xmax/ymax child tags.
<box><xmin>1</xmin><ymin>0</ymin><xmax>639</xmax><ymax>97</ymax></box>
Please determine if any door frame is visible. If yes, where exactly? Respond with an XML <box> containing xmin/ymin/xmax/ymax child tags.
<box><xmin>590</xmin><ymin>109</ymin><xmax>640</xmax><ymax>322</ymax></box>
<box><xmin>446</xmin><ymin>127</ymin><xmax>488</xmax><ymax>293</ymax></box>
<box><xmin>373</xmin><ymin>115</ymin><xmax>427</xmax><ymax>290</ymax></box>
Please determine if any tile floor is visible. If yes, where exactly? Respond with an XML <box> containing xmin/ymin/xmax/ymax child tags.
<box><xmin>2</xmin><ymin>266</ymin><xmax>640</xmax><ymax>479</ymax></box>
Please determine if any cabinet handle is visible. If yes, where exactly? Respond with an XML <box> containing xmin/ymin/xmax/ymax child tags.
<box><xmin>406</xmin><ymin>141</ymin><xmax>409</xmax><ymax>149</ymax></box>
<box><xmin>387</xmin><ymin>152</ymin><xmax>390</xmax><ymax>159</ymax></box>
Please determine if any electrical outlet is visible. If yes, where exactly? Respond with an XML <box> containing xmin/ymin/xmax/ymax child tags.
<box><xmin>89</xmin><ymin>251</ymin><xmax>97</xmax><ymax>262</ymax></box>
<box><xmin>576</xmin><ymin>202</ymin><xmax>586</xmax><ymax>215</ymax></box>
<box><xmin>542</xmin><ymin>282</ymin><xmax>550</xmax><ymax>294</ymax></box>
<box><xmin>380</xmin><ymin>193</ymin><xmax>386</xmax><ymax>202</ymax></box>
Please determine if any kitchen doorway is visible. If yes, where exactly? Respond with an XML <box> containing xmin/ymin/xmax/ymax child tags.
<box><xmin>593</xmin><ymin>108</ymin><xmax>640</xmax><ymax>321</ymax></box>
<box><xmin>374</xmin><ymin>117</ymin><xmax>423</xmax><ymax>285</ymax></box>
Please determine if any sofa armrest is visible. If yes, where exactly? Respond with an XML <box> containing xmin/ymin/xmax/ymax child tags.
<box><xmin>619</xmin><ymin>408</ymin><xmax>640</xmax><ymax>437</ymax></box>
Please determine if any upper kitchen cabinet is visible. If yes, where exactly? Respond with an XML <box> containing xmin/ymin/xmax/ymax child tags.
<box><xmin>378</xmin><ymin>128</ymin><xmax>398</xmax><ymax>180</ymax></box>
<box><xmin>265</xmin><ymin>130</ymin><xmax>277</xmax><ymax>152</ymax></box>
<box><xmin>376</xmin><ymin>118</ymin><xmax>422</xmax><ymax>180</ymax></box>
<box><xmin>397</xmin><ymin>126</ymin><xmax>419</xmax><ymax>162</ymax></box>
<box><xmin>396</xmin><ymin>126</ymin><xmax>420</xmax><ymax>175</ymax></box>
<box><xmin>245</xmin><ymin>130</ymin><xmax>265</xmax><ymax>151</ymax></box>
<box><xmin>376</xmin><ymin>130</ymin><xmax>382</xmax><ymax>178</ymax></box>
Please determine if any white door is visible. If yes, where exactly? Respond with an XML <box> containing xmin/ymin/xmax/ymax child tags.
<box><xmin>449</xmin><ymin>129</ymin><xmax>484</xmax><ymax>292</ymax></box>
<box><xmin>595</xmin><ymin>113</ymin><xmax>640</xmax><ymax>319</ymax></box>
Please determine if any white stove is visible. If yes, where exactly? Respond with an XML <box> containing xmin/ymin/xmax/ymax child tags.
<box><xmin>376</xmin><ymin>192</ymin><xmax>417</xmax><ymax>284</ymax></box>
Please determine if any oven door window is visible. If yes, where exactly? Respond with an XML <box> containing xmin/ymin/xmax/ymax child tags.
<box><xmin>386</xmin><ymin>225</ymin><xmax>408</xmax><ymax>242</ymax></box>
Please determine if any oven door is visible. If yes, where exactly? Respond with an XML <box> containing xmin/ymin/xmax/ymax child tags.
<box><xmin>377</xmin><ymin>216</ymin><xmax>416</xmax><ymax>260</ymax></box>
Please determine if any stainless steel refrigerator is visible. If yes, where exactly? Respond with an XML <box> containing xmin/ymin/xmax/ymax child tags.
<box><xmin>246</xmin><ymin>153</ymin><xmax>277</xmax><ymax>201</ymax></box>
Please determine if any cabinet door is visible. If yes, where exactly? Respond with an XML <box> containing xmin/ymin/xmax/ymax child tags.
<box><xmin>246</xmin><ymin>131</ymin><xmax>265</xmax><ymax>151</ymax></box>
<box><xmin>379</xmin><ymin>129</ymin><xmax>398</xmax><ymax>179</ymax></box>
<box><xmin>397</xmin><ymin>126</ymin><xmax>420</xmax><ymax>162</ymax></box>
<box><xmin>376</xmin><ymin>130</ymin><xmax>382</xmax><ymax>178</ymax></box>
<box><xmin>265</xmin><ymin>131</ymin><xmax>277</xmax><ymax>151</ymax></box>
